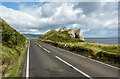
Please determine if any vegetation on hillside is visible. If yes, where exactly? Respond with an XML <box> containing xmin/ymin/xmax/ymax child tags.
<box><xmin>1</xmin><ymin>17</ymin><xmax>28</xmax><ymax>77</ymax></box>
<box><xmin>40</xmin><ymin>30</ymin><xmax>84</xmax><ymax>42</ymax></box>
<box><xmin>38</xmin><ymin>28</ymin><xmax>120</xmax><ymax>67</ymax></box>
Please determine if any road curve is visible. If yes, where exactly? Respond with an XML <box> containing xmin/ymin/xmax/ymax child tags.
<box><xmin>27</xmin><ymin>40</ymin><xmax>120</xmax><ymax>78</ymax></box>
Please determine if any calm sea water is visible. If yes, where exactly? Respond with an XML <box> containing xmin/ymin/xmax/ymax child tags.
<box><xmin>85</xmin><ymin>38</ymin><xmax>118</xmax><ymax>44</ymax></box>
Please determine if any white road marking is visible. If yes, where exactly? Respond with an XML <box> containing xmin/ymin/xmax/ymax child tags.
<box><xmin>35</xmin><ymin>42</ymin><xmax>42</xmax><ymax>48</ymax></box>
<box><xmin>55</xmin><ymin>56</ymin><xmax>93</xmax><ymax>79</ymax></box>
<box><xmin>51</xmin><ymin>45</ymin><xmax>120</xmax><ymax>70</ymax></box>
<box><xmin>35</xmin><ymin>42</ymin><xmax>39</xmax><ymax>45</ymax></box>
<box><xmin>26</xmin><ymin>41</ymin><xmax>30</xmax><ymax>78</ymax></box>
<box><xmin>43</xmin><ymin>48</ymin><xmax>51</xmax><ymax>53</ymax></box>
<box><xmin>35</xmin><ymin>42</ymin><xmax>50</xmax><ymax>53</ymax></box>
<box><xmin>39</xmin><ymin>45</ymin><xmax>42</xmax><ymax>47</ymax></box>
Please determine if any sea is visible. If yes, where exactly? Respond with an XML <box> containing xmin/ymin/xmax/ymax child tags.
<box><xmin>23</xmin><ymin>34</ymin><xmax>118</xmax><ymax>45</ymax></box>
<box><xmin>85</xmin><ymin>38</ymin><xmax>118</xmax><ymax>45</ymax></box>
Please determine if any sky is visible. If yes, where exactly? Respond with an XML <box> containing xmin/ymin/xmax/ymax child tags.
<box><xmin>0</xmin><ymin>1</ymin><xmax>119</xmax><ymax>37</ymax></box>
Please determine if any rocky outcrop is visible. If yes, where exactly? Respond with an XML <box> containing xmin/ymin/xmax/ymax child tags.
<box><xmin>68</xmin><ymin>29</ymin><xmax>76</xmax><ymax>38</ymax></box>
<box><xmin>75</xmin><ymin>29</ymin><xmax>85</xmax><ymax>41</ymax></box>
<box><xmin>58</xmin><ymin>27</ymin><xmax>85</xmax><ymax>41</ymax></box>
<box><xmin>58</xmin><ymin>27</ymin><xmax>67</xmax><ymax>32</ymax></box>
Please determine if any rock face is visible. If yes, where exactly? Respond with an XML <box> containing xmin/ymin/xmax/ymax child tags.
<box><xmin>75</xmin><ymin>29</ymin><xmax>85</xmax><ymax>41</ymax></box>
<box><xmin>68</xmin><ymin>29</ymin><xmax>76</xmax><ymax>38</ymax></box>
<box><xmin>58</xmin><ymin>27</ymin><xmax>67</xmax><ymax>32</ymax></box>
<box><xmin>59</xmin><ymin>27</ymin><xmax>85</xmax><ymax>41</ymax></box>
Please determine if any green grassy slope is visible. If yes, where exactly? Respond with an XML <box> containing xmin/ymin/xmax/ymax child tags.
<box><xmin>1</xmin><ymin>17</ymin><xmax>28</xmax><ymax>77</ymax></box>
<box><xmin>39</xmin><ymin>30</ymin><xmax>84</xmax><ymax>42</ymax></box>
<box><xmin>38</xmin><ymin>28</ymin><xmax>120</xmax><ymax>67</ymax></box>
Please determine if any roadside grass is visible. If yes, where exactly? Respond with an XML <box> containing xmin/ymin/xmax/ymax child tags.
<box><xmin>65</xmin><ymin>42</ymin><xmax>118</xmax><ymax>54</ymax></box>
<box><xmin>2</xmin><ymin>43</ymin><xmax>28</xmax><ymax>77</ymax></box>
<box><xmin>1</xmin><ymin>17</ymin><xmax>29</xmax><ymax>77</ymax></box>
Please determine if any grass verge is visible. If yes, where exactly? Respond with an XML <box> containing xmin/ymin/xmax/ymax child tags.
<box><xmin>2</xmin><ymin>42</ymin><xmax>28</xmax><ymax>77</ymax></box>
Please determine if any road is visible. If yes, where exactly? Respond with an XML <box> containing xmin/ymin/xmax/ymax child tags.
<box><xmin>26</xmin><ymin>40</ymin><xmax>120</xmax><ymax>78</ymax></box>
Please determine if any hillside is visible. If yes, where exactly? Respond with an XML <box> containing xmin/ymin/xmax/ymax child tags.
<box><xmin>38</xmin><ymin>27</ymin><xmax>120</xmax><ymax>68</ymax></box>
<box><xmin>1</xmin><ymin>17</ymin><xmax>28</xmax><ymax>77</ymax></box>
<box><xmin>39</xmin><ymin>29</ymin><xmax>84</xmax><ymax>42</ymax></box>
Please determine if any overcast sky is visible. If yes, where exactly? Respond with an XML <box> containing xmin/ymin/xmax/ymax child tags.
<box><xmin>0</xmin><ymin>1</ymin><xmax>119</xmax><ymax>37</ymax></box>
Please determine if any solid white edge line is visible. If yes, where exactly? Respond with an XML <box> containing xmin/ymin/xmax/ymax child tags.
<box><xmin>26</xmin><ymin>41</ymin><xmax>30</xmax><ymax>78</ymax></box>
<box><xmin>55</xmin><ymin>56</ymin><xmax>93</xmax><ymax>79</ymax></box>
<box><xmin>51</xmin><ymin>45</ymin><xmax>120</xmax><ymax>70</ymax></box>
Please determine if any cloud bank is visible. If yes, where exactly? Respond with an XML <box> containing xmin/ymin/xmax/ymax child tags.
<box><xmin>0</xmin><ymin>2</ymin><xmax>118</xmax><ymax>37</ymax></box>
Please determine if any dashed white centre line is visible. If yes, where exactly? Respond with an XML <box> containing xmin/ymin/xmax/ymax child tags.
<box><xmin>35</xmin><ymin>42</ymin><xmax>39</xmax><ymax>45</ymax></box>
<box><xmin>35</xmin><ymin>42</ymin><xmax>42</xmax><ymax>48</ymax></box>
<box><xmin>39</xmin><ymin>45</ymin><xmax>42</xmax><ymax>47</ymax></box>
<box><xmin>55</xmin><ymin>56</ymin><xmax>93</xmax><ymax>79</ymax></box>
<box><xmin>43</xmin><ymin>48</ymin><xmax>51</xmax><ymax>53</ymax></box>
<box><xmin>46</xmin><ymin>50</ymin><xmax>50</xmax><ymax>53</ymax></box>
<box><xmin>35</xmin><ymin>42</ymin><xmax>50</xmax><ymax>53</ymax></box>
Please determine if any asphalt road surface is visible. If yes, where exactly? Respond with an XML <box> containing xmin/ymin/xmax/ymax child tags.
<box><xmin>26</xmin><ymin>40</ymin><xmax>120</xmax><ymax>79</ymax></box>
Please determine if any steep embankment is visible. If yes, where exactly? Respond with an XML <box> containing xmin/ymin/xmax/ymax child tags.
<box><xmin>38</xmin><ymin>27</ymin><xmax>120</xmax><ymax>68</ymax></box>
<box><xmin>1</xmin><ymin>17</ymin><xmax>28</xmax><ymax>77</ymax></box>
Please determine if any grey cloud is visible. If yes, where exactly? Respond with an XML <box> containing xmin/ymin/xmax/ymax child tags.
<box><xmin>0</xmin><ymin>2</ymin><xmax>118</xmax><ymax>37</ymax></box>
<box><xmin>102</xmin><ymin>2</ymin><xmax>118</xmax><ymax>12</ymax></box>
<box><xmin>73</xmin><ymin>2</ymin><xmax>101</xmax><ymax>15</ymax></box>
